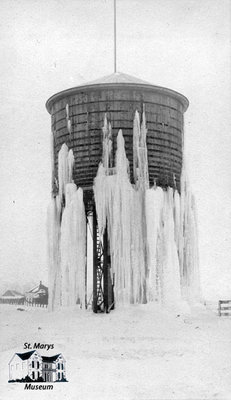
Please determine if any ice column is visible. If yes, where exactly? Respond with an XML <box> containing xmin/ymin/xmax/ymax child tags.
<box><xmin>111</xmin><ymin>131</ymin><xmax>133</xmax><ymax>304</ymax></box>
<box><xmin>94</xmin><ymin>129</ymin><xmax>146</xmax><ymax>305</ymax></box>
<box><xmin>161</xmin><ymin>189</ymin><xmax>182</xmax><ymax>305</ymax></box>
<box><xmin>133</xmin><ymin>108</ymin><xmax>149</xmax><ymax>190</ymax></box>
<box><xmin>66</xmin><ymin>103</ymin><xmax>72</xmax><ymax>136</ymax></box>
<box><xmin>145</xmin><ymin>186</ymin><xmax>164</xmax><ymax>301</ymax></box>
<box><xmin>94</xmin><ymin>131</ymin><xmax>133</xmax><ymax>304</ymax></box>
<box><xmin>130</xmin><ymin>188</ymin><xmax>146</xmax><ymax>304</ymax></box>
<box><xmin>132</xmin><ymin>109</ymin><xmax>149</xmax><ymax>301</ymax></box>
<box><xmin>179</xmin><ymin>161</ymin><xmax>201</xmax><ymax>303</ymax></box>
<box><xmin>48</xmin><ymin>143</ymin><xmax>86</xmax><ymax>310</ymax></box>
<box><xmin>47</xmin><ymin>195</ymin><xmax>61</xmax><ymax>311</ymax></box>
<box><xmin>102</xmin><ymin>114</ymin><xmax>113</xmax><ymax>170</ymax></box>
<box><xmin>93</xmin><ymin>108</ymin><xmax>201</xmax><ymax>308</ymax></box>
<box><xmin>58</xmin><ymin>143</ymin><xmax>69</xmax><ymax>202</ymax></box>
<box><xmin>60</xmin><ymin>184</ymin><xmax>86</xmax><ymax>306</ymax></box>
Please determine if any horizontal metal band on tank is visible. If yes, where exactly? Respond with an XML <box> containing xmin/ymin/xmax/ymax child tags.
<box><xmin>71</xmin><ymin>166</ymin><xmax>182</xmax><ymax>179</ymax></box>
<box><xmin>53</xmin><ymin>154</ymin><xmax>182</xmax><ymax>179</ymax></box>
<box><xmin>53</xmin><ymin>141</ymin><xmax>183</xmax><ymax>166</ymax></box>
<box><xmin>53</xmin><ymin>153</ymin><xmax>182</xmax><ymax>168</ymax></box>
<box><xmin>52</xmin><ymin>115</ymin><xmax>182</xmax><ymax>134</ymax></box>
<box><xmin>53</xmin><ymin>138</ymin><xmax>183</xmax><ymax>164</ymax></box>
<box><xmin>53</xmin><ymin>140</ymin><xmax>183</xmax><ymax>164</ymax></box>
<box><xmin>74</xmin><ymin>167</ymin><xmax>182</xmax><ymax>184</ymax></box>
<box><xmin>53</xmin><ymin>122</ymin><xmax>182</xmax><ymax>142</ymax></box>
<box><xmin>53</xmin><ymin>145</ymin><xmax>183</xmax><ymax>170</ymax></box>
<box><xmin>71</xmin><ymin>172</ymin><xmax>181</xmax><ymax>187</ymax></box>
<box><xmin>70</xmin><ymin>175</ymin><xmax>181</xmax><ymax>191</ymax></box>
<box><xmin>53</xmin><ymin>136</ymin><xmax>182</xmax><ymax>156</ymax></box>
<box><xmin>148</xmin><ymin>166</ymin><xmax>182</xmax><ymax>178</ymax></box>
<box><xmin>52</xmin><ymin>111</ymin><xmax>182</xmax><ymax>125</ymax></box>
<box><xmin>52</xmin><ymin>116</ymin><xmax>182</xmax><ymax>139</ymax></box>
<box><xmin>53</xmin><ymin>149</ymin><xmax>183</xmax><ymax>170</ymax></box>
<box><xmin>55</xmin><ymin>130</ymin><xmax>182</xmax><ymax>152</ymax></box>
<box><xmin>52</xmin><ymin>115</ymin><xmax>182</xmax><ymax>136</ymax></box>
<box><xmin>51</xmin><ymin>103</ymin><xmax>184</xmax><ymax>125</ymax></box>
<box><xmin>51</xmin><ymin>101</ymin><xmax>183</xmax><ymax>121</ymax></box>
<box><xmin>51</xmin><ymin>99</ymin><xmax>184</xmax><ymax>117</ymax></box>
<box><xmin>68</xmin><ymin>165</ymin><xmax>181</xmax><ymax>176</ymax></box>
<box><xmin>69</xmin><ymin>166</ymin><xmax>182</xmax><ymax>181</ymax></box>
<box><xmin>54</xmin><ymin>130</ymin><xmax>183</xmax><ymax>151</ymax></box>
<box><xmin>53</xmin><ymin>122</ymin><xmax>183</xmax><ymax>147</ymax></box>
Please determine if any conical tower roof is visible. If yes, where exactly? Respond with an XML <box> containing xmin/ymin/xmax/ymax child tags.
<box><xmin>85</xmin><ymin>71</ymin><xmax>150</xmax><ymax>85</ymax></box>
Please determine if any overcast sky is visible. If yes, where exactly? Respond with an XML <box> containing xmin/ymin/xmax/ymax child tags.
<box><xmin>0</xmin><ymin>0</ymin><xmax>230</xmax><ymax>299</ymax></box>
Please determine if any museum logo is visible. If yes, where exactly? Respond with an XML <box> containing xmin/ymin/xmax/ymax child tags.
<box><xmin>8</xmin><ymin>349</ymin><xmax>68</xmax><ymax>390</ymax></box>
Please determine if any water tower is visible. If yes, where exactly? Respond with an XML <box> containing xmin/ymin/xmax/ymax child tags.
<box><xmin>46</xmin><ymin>71</ymin><xmax>189</xmax><ymax>312</ymax></box>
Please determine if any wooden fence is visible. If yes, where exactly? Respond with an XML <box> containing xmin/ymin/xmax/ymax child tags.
<box><xmin>218</xmin><ymin>300</ymin><xmax>231</xmax><ymax>317</ymax></box>
<box><xmin>24</xmin><ymin>300</ymin><xmax>48</xmax><ymax>308</ymax></box>
<box><xmin>0</xmin><ymin>298</ymin><xmax>47</xmax><ymax>308</ymax></box>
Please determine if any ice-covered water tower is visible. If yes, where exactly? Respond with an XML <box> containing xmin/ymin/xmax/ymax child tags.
<box><xmin>46</xmin><ymin>71</ymin><xmax>189</xmax><ymax>312</ymax></box>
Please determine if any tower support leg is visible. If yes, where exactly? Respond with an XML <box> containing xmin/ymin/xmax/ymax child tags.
<box><xmin>103</xmin><ymin>226</ymin><xmax>109</xmax><ymax>312</ymax></box>
<box><xmin>92</xmin><ymin>206</ymin><xmax>98</xmax><ymax>313</ymax></box>
<box><xmin>92</xmin><ymin>209</ymin><xmax>113</xmax><ymax>313</ymax></box>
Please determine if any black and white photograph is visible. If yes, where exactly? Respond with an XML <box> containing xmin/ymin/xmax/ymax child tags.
<box><xmin>0</xmin><ymin>0</ymin><xmax>231</xmax><ymax>399</ymax></box>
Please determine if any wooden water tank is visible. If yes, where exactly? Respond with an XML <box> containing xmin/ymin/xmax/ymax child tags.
<box><xmin>46</xmin><ymin>72</ymin><xmax>188</xmax><ymax>194</ymax></box>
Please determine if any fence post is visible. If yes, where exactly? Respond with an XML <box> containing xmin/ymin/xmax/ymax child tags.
<box><xmin>218</xmin><ymin>300</ymin><xmax>231</xmax><ymax>317</ymax></box>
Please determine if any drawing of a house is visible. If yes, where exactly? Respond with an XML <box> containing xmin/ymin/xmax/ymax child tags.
<box><xmin>8</xmin><ymin>351</ymin><xmax>66</xmax><ymax>382</ymax></box>
<box><xmin>9</xmin><ymin>351</ymin><xmax>42</xmax><ymax>381</ymax></box>
<box><xmin>42</xmin><ymin>354</ymin><xmax>66</xmax><ymax>382</ymax></box>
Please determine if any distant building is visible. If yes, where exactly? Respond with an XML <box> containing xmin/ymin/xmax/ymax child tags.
<box><xmin>0</xmin><ymin>290</ymin><xmax>24</xmax><ymax>305</ymax></box>
<box><xmin>25</xmin><ymin>281</ymin><xmax>48</xmax><ymax>305</ymax></box>
<box><xmin>8</xmin><ymin>351</ymin><xmax>66</xmax><ymax>382</ymax></box>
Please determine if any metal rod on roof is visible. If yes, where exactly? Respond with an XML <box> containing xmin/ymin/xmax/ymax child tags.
<box><xmin>114</xmin><ymin>0</ymin><xmax>117</xmax><ymax>73</ymax></box>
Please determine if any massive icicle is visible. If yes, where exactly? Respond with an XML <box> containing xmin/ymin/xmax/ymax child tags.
<box><xmin>67</xmin><ymin>149</ymin><xmax>75</xmax><ymax>182</ymax></box>
<box><xmin>133</xmin><ymin>109</ymin><xmax>149</xmax><ymax>189</ymax></box>
<box><xmin>94</xmin><ymin>131</ymin><xmax>132</xmax><ymax>304</ymax></box>
<box><xmin>111</xmin><ymin>131</ymin><xmax>133</xmax><ymax>305</ymax></box>
<box><xmin>94</xmin><ymin>123</ymin><xmax>146</xmax><ymax>306</ymax></box>
<box><xmin>48</xmin><ymin>143</ymin><xmax>86</xmax><ymax>310</ymax></box>
<box><xmin>66</xmin><ymin>103</ymin><xmax>72</xmax><ymax>135</ymax></box>
<box><xmin>145</xmin><ymin>187</ymin><xmax>182</xmax><ymax>306</ymax></box>
<box><xmin>179</xmin><ymin>161</ymin><xmax>201</xmax><ymax>303</ymax></box>
<box><xmin>60</xmin><ymin>184</ymin><xmax>86</xmax><ymax>307</ymax></box>
<box><xmin>161</xmin><ymin>188</ymin><xmax>181</xmax><ymax>305</ymax></box>
<box><xmin>130</xmin><ymin>189</ymin><xmax>146</xmax><ymax>304</ymax></box>
<box><xmin>94</xmin><ymin>108</ymin><xmax>200</xmax><ymax>309</ymax></box>
<box><xmin>47</xmin><ymin>195</ymin><xmax>61</xmax><ymax>311</ymax></box>
<box><xmin>132</xmin><ymin>109</ymin><xmax>149</xmax><ymax>301</ymax></box>
<box><xmin>102</xmin><ymin>114</ymin><xmax>113</xmax><ymax>170</ymax></box>
<box><xmin>58</xmin><ymin>143</ymin><xmax>69</xmax><ymax>202</ymax></box>
<box><xmin>133</xmin><ymin>111</ymin><xmax>140</xmax><ymax>184</ymax></box>
<box><xmin>94</xmin><ymin>130</ymin><xmax>146</xmax><ymax>306</ymax></box>
<box><xmin>94</xmin><ymin>163</ymin><xmax>115</xmax><ymax>240</ymax></box>
<box><xmin>145</xmin><ymin>186</ymin><xmax>164</xmax><ymax>302</ymax></box>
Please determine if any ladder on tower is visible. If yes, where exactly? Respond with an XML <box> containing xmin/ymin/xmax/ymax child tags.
<box><xmin>92</xmin><ymin>207</ymin><xmax>114</xmax><ymax>313</ymax></box>
<box><xmin>96</xmin><ymin>226</ymin><xmax>104</xmax><ymax>308</ymax></box>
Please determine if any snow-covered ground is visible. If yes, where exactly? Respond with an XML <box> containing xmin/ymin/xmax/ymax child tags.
<box><xmin>0</xmin><ymin>302</ymin><xmax>230</xmax><ymax>400</ymax></box>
